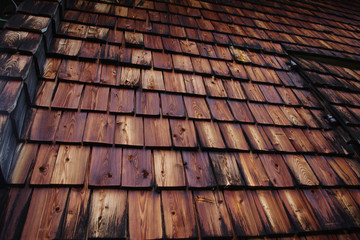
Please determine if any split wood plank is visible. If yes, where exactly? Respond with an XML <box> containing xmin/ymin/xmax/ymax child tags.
<box><xmin>29</xmin><ymin>109</ymin><xmax>61</xmax><ymax>142</ymax></box>
<box><xmin>282</xmin><ymin>154</ymin><xmax>319</xmax><ymax>186</ymax></box>
<box><xmin>207</xmin><ymin>98</ymin><xmax>234</xmax><ymax>121</ymax></box>
<box><xmin>63</xmin><ymin>187</ymin><xmax>91</xmax><ymax>239</ymax></box>
<box><xmin>136</xmin><ymin>91</ymin><xmax>160</xmax><ymax>116</ymax></box>
<box><xmin>99</xmin><ymin>64</ymin><xmax>121</xmax><ymax>86</ymax></box>
<box><xmin>79</xmin><ymin>62</ymin><xmax>100</xmax><ymax>84</ymax></box>
<box><xmin>223</xmin><ymin>80</ymin><xmax>247</xmax><ymax>100</ymax></box>
<box><xmin>142</xmin><ymin>69</ymin><xmax>165</xmax><ymax>91</ymax></box>
<box><xmin>283</xmin><ymin>128</ymin><xmax>315</xmax><ymax>152</ymax></box>
<box><xmin>194</xmin><ymin>190</ymin><xmax>233</xmax><ymax>238</ymax></box>
<box><xmin>125</xmin><ymin>31</ymin><xmax>144</xmax><ymax>46</ymax></box>
<box><xmin>180</xmin><ymin>40</ymin><xmax>200</xmax><ymax>55</ymax></box>
<box><xmin>115</xmin><ymin>116</ymin><xmax>143</xmax><ymax>146</ymax></box>
<box><xmin>191</xmin><ymin>57</ymin><xmax>213</xmax><ymax>75</ymax></box>
<box><xmin>183</xmin><ymin>74</ymin><xmax>206</xmax><ymax>95</ymax></box>
<box><xmin>153</xmin><ymin>150</ymin><xmax>186</xmax><ymax>188</ymax></box>
<box><xmin>195</xmin><ymin>121</ymin><xmax>226</xmax><ymax>149</ymax></box>
<box><xmin>128</xmin><ymin>191</ymin><xmax>163</xmax><ymax>239</ymax></box>
<box><xmin>263</xmin><ymin>126</ymin><xmax>296</xmax><ymax>152</ymax></box>
<box><xmin>224</xmin><ymin>190</ymin><xmax>266</xmax><ymax>236</ymax></box>
<box><xmin>235</xmin><ymin>152</ymin><xmax>271</xmax><ymax>187</ymax></box>
<box><xmin>258</xmin><ymin>84</ymin><xmax>283</xmax><ymax>104</ymax></box>
<box><xmin>83</xmin><ymin>113</ymin><xmax>115</xmax><ymax>145</ymax></box>
<box><xmin>162</xmin><ymin>37</ymin><xmax>182</xmax><ymax>53</ymax></box>
<box><xmin>304</xmin><ymin>129</ymin><xmax>336</xmax><ymax>154</ymax></box>
<box><xmin>30</xmin><ymin>144</ymin><xmax>59</xmax><ymax>185</ymax></box>
<box><xmin>296</xmin><ymin>108</ymin><xmax>321</xmax><ymax>128</ymax></box>
<box><xmin>152</xmin><ymin>52</ymin><xmax>173</xmax><ymax>70</ymax></box>
<box><xmin>181</xmin><ymin>151</ymin><xmax>216</xmax><ymax>188</ymax></box>
<box><xmin>50</xmin><ymin>145</ymin><xmax>90</xmax><ymax>185</ymax></box>
<box><xmin>241</xmin><ymin>82</ymin><xmax>266</xmax><ymax>102</ymax></box>
<box><xmin>227</xmin><ymin>100</ymin><xmax>254</xmax><ymax>123</ymax></box>
<box><xmin>88</xmin><ymin>189</ymin><xmax>127</xmax><ymax>239</ymax></box>
<box><xmin>172</xmin><ymin>54</ymin><xmax>193</xmax><ymax>72</ymax></box>
<box><xmin>42</xmin><ymin>58</ymin><xmax>61</xmax><ymax>80</ymax></box>
<box><xmin>110</xmin><ymin>88</ymin><xmax>135</xmax><ymax>113</ymax></box>
<box><xmin>209</xmin><ymin>152</ymin><xmax>244</xmax><ymax>187</ymax></box>
<box><xmin>21</xmin><ymin>188</ymin><xmax>69</xmax><ymax>239</ymax></box>
<box><xmin>163</xmin><ymin>71</ymin><xmax>186</xmax><ymax>93</ymax></box>
<box><xmin>264</xmin><ymin>105</ymin><xmax>292</xmax><ymax>126</ymax></box>
<box><xmin>183</xmin><ymin>96</ymin><xmax>211</xmax><ymax>119</ymax></box>
<box><xmin>144</xmin><ymin>118</ymin><xmax>172</xmax><ymax>147</ymax></box>
<box><xmin>161</xmin><ymin>94</ymin><xmax>185</xmax><ymax>117</ymax></box>
<box><xmin>131</xmin><ymin>49</ymin><xmax>151</xmax><ymax>67</ymax></box>
<box><xmin>218</xmin><ymin>123</ymin><xmax>249</xmax><ymax>150</ymax></box>
<box><xmin>170</xmin><ymin>119</ymin><xmax>198</xmax><ymax>148</ymax></box>
<box><xmin>258</xmin><ymin>154</ymin><xmax>295</xmax><ymax>187</ymax></box>
<box><xmin>120</xmin><ymin>67</ymin><xmax>140</xmax><ymax>87</ymax></box>
<box><xmin>162</xmin><ymin>190</ymin><xmax>198</xmax><ymax>239</ymax></box>
<box><xmin>78</xmin><ymin>41</ymin><xmax>100</xmax><ymax>60</ymax></box>
<box><xmin>227</xmin><ymin>62</ymin><xmax>248</xmax><ymax>80</ymax></box>
<box><xmin>80</xmin><ymin>85</ymin><xmax>109</xmax><ymax>111</ymax></box>
<box><xmin>89</xmin><ymin>147</ymin><xmax>122</xmax><ymax>186</ymax></box>
<box><xmin>280</xmin><ymin>106</ymin><xmax>306</xmax><ymax>126</ymax></box>
<box><xmin>58</xmin><ymin>59</ymin><xmax>82</xmax><ymax>81</ymax></box>
<box><xmin>51</xmin><ymin>82</ymin><xmax>83</xmax><ymax>109</ymax></box>
<box><xmin>122</xmin><ymin>148</ymin><xmax>152</xmax><ymax>188</ymax></box>
<box><xmin>35</xmin><ymin>81</ymin><xmax>56</xmax><ymax>107</ymax></box>
<box><xmin>279</xmin><ymin>189</ymin><xmax>322</xmax><ymax>232</ymax></box>
<box><xmin>203</xmin><ymin>77</ymin><xmax>227</xmax><ymax>98</ymax></box>
<box><xmin>327</xmin><ymin>156</ymin><xmax>360</xmax><ymax>185</ymax></box>
<box><xmin>241</xmin><ymin>124</ymin><xmax>273</xmax><ymax>151</ymax></box>
<box><xmin>305</xmin><ymin>155</ymin><xmax>342</xmax><ymax>186</ymax></box>
<box><xmin>253</xmin><ymin>190</ymin><xmax>294</xmax><ymax>234</ymax></box>
<box><xmin>209</xmin><ymin>59</ymin><xmax>231</xmax><ymax>78</ymax></box>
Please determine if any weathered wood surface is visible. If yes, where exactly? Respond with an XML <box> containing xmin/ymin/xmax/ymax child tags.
<box><xmin>183</xmin><ymin>96</ymin><xmax>211</xmax><ymax>119</ymax></box>
<box><xmin>131</xmin><ymin>49</ymin><xmax>151</xmax><ymax>67</ymax></box>
<box><xmin>153</xmin><ymin>52</ymin><xmax>173</xmax><ymax>70</ymax></box>
<box><xmin>180</xmin><ymin>40</ymin><xmax>200</xmax><ymax>55</ymax></box>
<box><xmin>327</xmin><ymin>156</ymin><xmax>360</xmax><ymax>185</ymax></box>
<box><xmin>228</xmin><ymin>101</ymin><xmax>254</xmax><ymax>122</ymax></box>
<box><xmin>207</xmin><ymin>98</ymin><xmax>234</xmax><ymax>121</ymax></box>
<box><xmin>241</xmin><ymin>124</ymin><xmax>273</xmax><ymax>151</ymax></box>
<box><xmin>115</xmin><ymin>116</ymin><xmax>143</xmax><ymax>146</ymax></box>
<box><xmin>41</xmin><ymin>58</ymin><xmax>61</xmax><ymax>80</ymax></box>
<box><xmin>56</xmin><ymin>112</ymin><xmax>87</xmax><ymax>143</ymax></box>
<box><xmin>51</xmin><ymin>82</ymin><xmax>83</xmax><ymax>109</ymax></box>
<box><xmin>191</xmin><ymin>57</ymin><xmax>212</xmax><ymax>75</ymax></box>
<box><xmin>79</xmin><ymin>62</ymin><xmax>100</xmax><ymax>83</ymax></box>
<box><xmin>50</xmin><ymin>145</ymin><xmax>90</xmax><ymax>185</ymax></box>
<box><xmin>263</xmin><ymin>126</ymin><xmax>296</xmax><ymax>152</ymax></box>
<box><xmin>163</xmin><ymin>71</ymin><xmax>186</xmax><ymax>93</ymax></box>
<box><xmin>35</xmin><ymin>81</ymin><xmax>56</xmax><ymax>107</ymax></box>
<box><xmin>21</xmin><ymin>188</ymin><xmax>69</xmax><ymax>239</ymax></box>
<box><xmin>110</xmin><ymin>88</ymin><xmax>135</xmax><ymax>113</ymax></box>
<box><xmin>162</xmin><ymin>190</ymin><xmax>198</xmax><ymax>238</ymax></box>
<box><xmin>122</xmin><ymin>148</ymin><xmax>152</xmax><ymax>188</ymax></box>
<box><xmin>183</xmin><ymin>74</ymin><xmax>206</xmax><ymax>95</ymax></box>
<box><xmin>89</xmin><ymin>147</ymin><xmax>121</xmax><ymax>186</ymax></box>
<box><xmin>194</xmin><ymin>190</ymin><xmax>233</xmax><ymax>238</ymax></box>
<box><xmin>248</xmin><ymin>103</ymin><xmax>273</xmax><ymax>124</ymax></box>
<box><xmin>223</xmin><ymin>80</ymin><xmax>246</xmax><ymax>100</ymax></box>
<box><xmin>58</xmin><ymin>59</ymin><xmax>81</xmax><ymax>82</ymax></box>
<box><xmin>259</xmin><ymin>154</ymin><xmax>295</xmax><ymax>187</ymax></box>
<box><xmin>209</xmin><ymin>59</ymin><xmax>231</xmax><ymax>78</ymax></box>
<box><xmin>136</xmin><ymin>91</ymin><xmax>160</xmax><ymax>116</ymax></box>
<box><xmin>142</xmin><ymin>69</ymin><xmax>165</xmax><ymax>90</ymax></box>
<box><xmin>219</xmin><ymin>123</ymin><xmax>249</xmax><ymax>150</ymax></box>
<box><xmin>29</xmin><ymin>109</ymin><xmax>61</xmax><ymax>142</ymax></box>
<box><xmin>144</xmin><ymin>118</ymin><xmax>172</xmax><ymax>147</ymax></box>
<box><xmin>195</xmin><ymin>121</ymin><xmax>226</xmax><ymax>149</ymax></box>
<box><xmin>282</xmin><ymin>154</ymin><xmax>319</xmax><ymax>186</ymax></box>
<box><xmin>305</xmin><ymin>155</ymin><xmax>342</xmax><ymax>186</ymax></box>
<box><xmin>170</xmin><ymin>119</ymin><xmax>197</xmax><ymax>148</ymax></box>
<box><xmin>83</xmin><ymin>113</ymin><xmax>115</xmax><ymax>144</ymax></box>
<box><xmin>63</xmin><ymin>187</ymin><xmax>90</xmax><ymax>239</ymax></box>
<box><xmin>162</xmin><ymin>37</ymin><xmax>182</xmax><ymax>53</ymax></box>
<box><xmin>259</xmin><ymin>84</ymin><xmax>283</xmax><ymax>104</ymax></box>
<box><xmin>120</xmin><ymin>67</ymin><xmax>140</xmax><ymax>87</ymax></box>
<box><xmin>173</xmin><ymin>54</ymin><xmax>193</xmax><ymax>72</ymax></box>
<box><xmin>128</xmin><ymin>190</ymin><xmax>163</xmax><ymax>239</ymax></box>
<box><xmin>265</xmin><ymin>105</ymin><xmax>292</xmax><ymax>126</ymax></box>
<box><xmin>203</xmin><ymin>77</ymin><xmax>227</xmax><ymax>98</ymax></box>
<box><xmin>80</xmin><ymin>85</ymin><xmax>109</xmax><ymax>111</ymax></box>
<box><xmin>125</xmin><ymin>31</ymin><xmax>144</xmax><ymax>46</ymax></box>
<box><xmin>242</xmin><ymin>82</ymin><xmax>266</xmax><ymax>102</ymax></box>
<box><xmin>161</xmin><ymin>94</ymin><xmax>185</xmax><ymax>117</ymax></box>
<box><xmin>30</xmin><ymin>144</ymin><xmax>58</xmax><ymax>185</ymax></box>
<box><xmin>227</xmin><ymin>62</ymin><xmax>248</xmax><ymax>80</ymax></box>
<box><xmin>153</xmin><ymin>150</ymin><xmax>186</xmax><ymax>188</ymax></box>
<box><xmin>78</xmin><ymin>41</ymin><xmax>100</xmax><ymax>60</ymax></box>
<box><xmin>209</xmin><ymin>152</ymin><xmax>243</xmax><ymax>187</ymax></box>
<box><xmin>88</xmin><ymin>189</ymin><xmax>127</xmax><ymax>239</ymax></box>
<box><xmin>99</xmin><ymin>64</ymin><xmax>120</xmax><ymax>86</ymax></box>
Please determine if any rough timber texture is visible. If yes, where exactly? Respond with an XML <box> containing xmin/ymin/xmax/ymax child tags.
<box><xmin>1</xmin><ymin>0</ymin><xmax>360</xmax><ymax>239</ymax></box>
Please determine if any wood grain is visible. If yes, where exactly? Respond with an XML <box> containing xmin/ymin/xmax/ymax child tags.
<box><xmin>50</xmin><ymin>145</ymin><xmax>90</xmax><ymax>185</ymax></box>
<box><xmin>173</xmin><ymin>54</ymin><xmax>193</xmax><ymax>72</ymax></box>
<box><xmin>265</xmin><ymin>105</ymin><xmax>292</xmax><ymax>126</ymax></box>
<box><xmin>120</xmin><ymin>67</ymin><xmax>140</xmax><ymax>87</ymax></box>
<box><xmin>207</xmin><ymin>98</ymin><xmax>234</xmax><ymax>121</ymax></box>
<box><xmin>241</xmin><ymin>124</ymin><xmax>273</xmax><ymax>151</ymax></box>
<box><xmin>162</xmin><ymin>37</ymin><xmax>182</xmax><ymax>53</ymax></box>
<box><xmin>56</xmin><ymin>112</ymin><xmax>87</xmax><ymax>143</ymax></box>
<box><xmin>131</xmin><ymin>49</ymin><xmax>151</xmax><ymax>67</ymax></box>
<box><xmin>170</xmin><ymin>119</ymin><xmax>197</xmax><ymax>148</ymax></box>
<box><xmin>63</xmin><ymin>187</ymin><xmax>90</xmax><ymax>239</ymax></box>
<box><xmin>209</xmin><ymin>152</ymin><xmax>243</xmax><ymax>187</ymax></box>
<box><xmin>128</xmin><ymin>191</ymin><xmax>163</xmax><ymax>239</ymax></box>
<box><xmin>180</xmin><ymin>40</ymin><xmax>200</xmax><ymax>55</ymax></box>
<box><xmin>228</xmin><ymin>100</ymin><xmax>254</xmax><ymax>122</ymax></box>
<box><xmin>122</xmin><ymin>148</ymin><xmax>152</xmax><ymax>188</ymax></box>
<box><xmin>136</xmin><ymin>91</ymin><xmax>160</xmax><ymax>116</ymax></box>
<box><xmin>305</xmin><ymin>155</ymin><xmax>342</xmax><ymax>186</ymax></box>
<box><xmin>144</xmin><ymin>118</ymin><xmax>172</xmax><ymax>147</ymax></box>
<box><xmin>153</xmin><ymin>150</ymin><xmax>186</xmax><ymax>188</ymax></box>
<box><xmin>83</xmin><ymin>113</ymin><xmax>115</xmax><ymax>144</ymax></box>
<box><xmin>89</xmin><ymin>147</ymin><xmax>121</xmax><ymax>186</ymax></box>
<box><xmin>21</xmin><ymin>188</ymin><xmax>69</xmax><ymax>239</ymax></box>
<box><xmin>195</xmin><ymin>121</ymin><xmax>226</xmax><ymax>149</ymax></box>
<box><xmin>30</xmin><ymin>144</ymin><xmax>59</xmax><ymax>185</ymax></box>
<box><xmin>42</xmin><ymin>58</ymin><xmax>61</xmax><ymax>80</ymax></box>
<box><xmin>183</xmin><ymin>96</ymin><xmax>211</xmax><ymax>119</ymax></box>
<box><xmin>125</xmin><ymin>31</ymin><xmax>144</xmax><ymax>46</ymax></box>
<box><xmin>227</xmin><ymin>62</ymin><xmax>248</xmax><ymax>80</ymax></box>
<box><xmin>183</xmin><ymin>74</ymin><xmax>206</xmax><ymax>95</ymax></box>
<box><xmin>142</xmin><ymin>69</ymin><xmax>165</xmax><ymax>90</ymax></box>
<box><xmin>163</xmin><ymin>71</ymin><xmax>186</xmax><ymax>93</ymax></box>
<box><xmin>283</xmin><ymin>128</ymin><xmax>315</xmax><ymax>152</ymax></box>
<box><xmin>100</xmin><ymin>64</ymin><xmax>120</xmax><ymax>86</ymax></box>
<box><xmin>162</xmin><ymin>190</ymin><xmax>198</xmax><ymax>238</ymax></box>
<box><xmin>78</xmin><ymin>41</ymin><xmax>100</xmax><ymax>60</ymax></box>
<box><xmin>280</xmin><ymin>106</ymin><xmax>306</xmax><ymax>126</ymax></box>
<box><xmin>248</xmin><ymin>103</ymin><xmax>273</xmax><ymax>124</ymax></box>
<box><xmin>203</xmin><ymin>77</ymin><xmax>227</xmax><ymax>98</ymax></box>
<box><xmin>161</xmin><ymin>94</ymin><xmax>185</xmax><ymax>117</ymax></box>
<box><xmin>115</xmin><ymin>115</ymin><xmax>143</xmax><ymax>146</ymax></box>
<box><xmin>282</xmin><ymin>154</ymin><xmax>319</xmax><ymax>186</ymax></box>
<box><xmin>218</xmin><ymin>123</ymin><xmax>249</xmax><ymax>150</ymax></box>
<box><xmin>110</xmin><ymin>88</ymin><xmax>134</xmax><ymax>113</ymax></box>
<box><xmin>79</xmin><ymin>62</ymin><xmax>100</xmax><ymax>84</ymax></box>
<box><xmin>182</xmin><ymin>151</ymin><xmax>216</xmax><ymax>188</ymax></box>
<box><xmin>35</xmin><ymin>81</ymin><xmax>56</xmax><ymax>107</ymax></box>
<box><xmin>194</xmin><ymin>190</ymin><xmax>233</xmax><ymax>238</ymax></box>
<box><xmin>51</xmin><ymin>82</ymin><xmax>83</xmax><ymax>109</ymax></box>
<box><xmin>191</xmin><ymin>57</ymin><xmax>213</xmax><ymax>75</ymax></box>
<box><xmin>259</xmin><ymin>154</ymin><xmax>295</xmax><ymax>187</ymax></box>
<box><xmin>88</xmin><ymin>189</ymin><xmax>127</xmax><ymax>239</ymax></box>
<box><xmin>80</xmin><ymin>85</ymin><xmax>109</xmax><ymax>111</ymax></box>
<box><xmin>241</xmin><ymin>82</ymin><xmax>266</xmax><ymax>102</ymax></box>
<box><xmin>29</xmin><ymin>109</ymin><xmax>61</xmax><ymax>142</ymax></box>
<box><xmin>209</xmin><ymin>59</ymin><xmax>231</xmax><ymax>78</ymax></box>
<box><xmin>327</xmin><ymin>156</ymin><xmax>360</xmax><ymax>185</ymax></box>
<box><xmin>222</xmin><ymin>79</ymin><xmax>246</xmax><ymax>100</ymax></box>
<box><xmin>259</xmin><ymin>84</ymin><xmax>283</xmax><ymax>104</ymax></box>
<box><xmin>263</xmin><ymin>126</ymin><xmax>296</xmax><ymax>152</ymax></box>
<box><xmin>153</xmin><ymin>52</ymin><xmax>173</xmax><ymax>70</ymax></box>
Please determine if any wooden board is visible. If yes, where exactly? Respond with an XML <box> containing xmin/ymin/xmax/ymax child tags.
<box><xmin>227</xmin><ymin>62</ymin><xmax>248</xmax><ymax>80</ymax></box>
<box><xmin>280</xmin><ymin>106</ymin><xmax>306</xmax><ymax>126</ymax></box>
<box><xmin>279</xmin><ymin>189</ymin><xmax>322</xmax><ymax>232</ymax></box>
<box><xmin>195</xmin><ymin>121</ymin><xmax>225</xmax><ymax>149</ymax></box>
<box><xmin>283</xmin><ymin>128</ymin><xmax>315</xmax><ymax>152</ymax></box>
<box><xmin>203</xmin><ymin>77</ymin><xmax>227</xmax><ymax>98</ymax></box>
<box><xmin>89</xmin><ymin>147</ymin><xmax>122</xmax><ymax>186</ymax></box>
<box><xmin>41</xmin><ymin>58</ymin><xmax>61</xmax><ymax>80</ymax></box>
<box><xmin>241</xmin><ymin>124</ymin><xmax>273</xmax><ymax>151</ymax></box>
<box><xmin>78</xmin><ymin>41</ymin><xmax>100</xmax><ymax>60</ymax></box>
<box><xmin>21</xmin><ymin>188</ymin><xmax>69</xmax><ymax>239</ymax></box>
<box><xmin>180</xmin><ymin>40</ymin><xmax>200</xmax><ymax>55</ymax></box>
<box><xmin>209</xmin><ymin>59</ymin><xmax>231</xmax><ymax>78</ymax></box>
<box><xmin>136</xmin><ymin>91</ymin><xmax>160</xmax><ymax>116</ymax></box>
<box><xmin>35</xmin><ymin>81</ymin><xmax>56</xmax><ymax>107</ymax></box>
<box><xmin>224</xmin><ymin>190</ymin><xmax>266</xmax><ymax>236</ymax></box>
<box><xmin>88</xmin><ymin>189</ymin><xmax>127</xmax><ymax>239</ymax></box>
<box><xmin>276</xmin><ymin>87</ymin><xmax>300</xmax><ymax>106</ymax></box>
<box><xmin>222</xmin><ymin>80</ymin><xmax>246</xmax><ymax>100</ymax></box>
<box><xmin>181</xmin><ymin>151</ymin><xmax>216</xmax><ymax>188</ymax></box>
<box><xmin>163</xmin><ymin>71</ymin><xmax>186</xmax><ymax>93</ymax></box>
<box><xmin>144</xmin><ymin>34</ymin><xmax>163</xmax><ymax>50</ymax></box>
<box><xmin>152</xmin><ymin>52</ymin><xmax>173</xmax><ymax>70</ymax></box>
<box><xmin>63</xmin><ymin>187</ymin><xmax>91</xmax><ymax>239</ymax></box>
<box><xmin>241</xmin><ymin>82</ymin><xmax>266</xmax><ymax>102</ymax></box>
<box><xmin>304</xmin><ymin>129</ymin><xmax>336</xmax><ymax>154</ymax></box>
<box><xmin>29</xmin><ymin>109</ymin><xmax>61</xmax><ymax>142</ymax></box>
<box><xmin>161</xmin><ymin>94</ymin><xmax>185</xmax><ymax>117</ymax></box>
<box><xmin>198</xmin><ymin>43</ymin><xmax>217</xmax><ymax>58</ymax></box>
<box><xmin>51</xmin><ymin>82</ymin><xmax>83</xmax><ymax>109</ymax></box>
<box><xmin>228</xmin><ymin>100</ymin><xmax>254</xmax><ymax>122</ymax></box>
<box><xmin>162</xmin><ymin>37</ymin><xmax>182</xmax><ymax>53</ymax></box>
<box><xmin>191</xmin><ymin>57</ymin><xmax>213</xmax><ymax>75</ymax></box>
<box><xmin>83</xmin><ymin>113</ymin><xmax>115</xmax><ymax>144</ymax></box>
<box><xmin>50</xmin><ymin>145</ymin><xmax>90</xmax><ymax>185</ymax></box>
<box><xmin>122</xmin><ymin>148</ymin><xmax>152</xmax><ymax>188</ymax></box>
<box><xmin>80</xmin><ymin>85</ymin><xmax>109</xmax><ymax>111</ymax></box>
<box><xmin>128</xmin><ymin>190</ymin><xmax>163</xmax><ymax>239</ymax></box>
<box><xmin>258</xmin><ymin>154</ymin><xmax>295</xmax><ymax>187</ymax></box>
<box><xmin>56</xmin><ymin>112</ymin><xmax>87</xmax><ymax>143</ymax></box>
<box><xmin>183</xmin><ymin>74</ymin><xmax>206</xmax><ymax>95</ymax></box>
<box><xmin>115</xmin><ymin>116</ymin><xmax>143</xmax><ymax>146</ymax></box>
<box><xmin>153</xmin><ymin>150</ymin><xmax>186</xmax><ymax>188</ymax></box>
<box><xmin>109</xmin><ymin>88</ymin><xmax>135</xmax><ymax>113</ymax></box>
<box><xmin>125</xmin><ymin>31</ymin><xmax>144</xmax><ymax>46</ymax></box>
<box><xmin>131</xmin><ymin>49</ymin><xmax>151</xmax><ymax>67</ymax></box>
<box><xmin>172</xmin><ymin>54</ymin><xmax>193</xmax><ymax>72</ymax></box>
<box><xmin>208</xmin><ymin>152</ymin><xmax>243</xmax><ymax>187</ymax></box>
<box><xmin>30</xmin><ymin>144</ymin><xmax>59</xmax><ymax>185</ymax></box>
<box><xmin>207</xmin><ymin>98</ymin><xmax>234</xmax><ymax>121</ymax></box>
<box><xmin>99</xmin><ymin>64</ymin><xmax>120</xmax><ymax>86</ymax></box>
<box><xmin>327</xmin><ymin>156</ymin><xmax>360</xmax><ymax>185</ymax></box>
<box><xmin>264</xmin><ymin>105</ymin><xmax>292</xmax><ymax>126</ymax></box>
<box><xmin>282</xmin><ymin>154</ymin><xmax>319</xmax><ymax>186</ymax></box>
<box><xmin>235</xmin><ymin>152</ymin><xmax>271</xmax><ymax>187</ymax></box>
<box><xmin>169</xmin><ymin>119</ymin><xmax>197</xmax><ymax>148</ymax></box>
<box><xmin>305</xmin><ymin>155</ymin><xmax>342</xmax><ymax>186</ymax></box>
<box><xmin>218</xmin><ymin>123</ymin><xmax>249</xmax><ymax>150</ymax></box>
<box><xmin>144</xmin><ymin>118</ymin><xmax>172</xmax><ymax>147</ymax></box>
<box><xmin>79</xmin><ymin>62</ymin><xmax>100</xmax><ymax>84</ymax></box>
<box><xmin>162</xmin><ymin>190</ymin><xmax>198</xmax><ymax>238</ymax></box>
<box><xmin>183</xmin><ymin>96</ymin><xmax>211</xmax><ymax>119</ymax></box>
<box><xmin>120</xmin><ymin>67</ymin><xmax>140</xmax><ymax>87</ymax></box>
<box><xmin>263</xmin><ymin>126</ymin><xmax>296</xmax><ymax>152</ymax></box>
<box><xmin>142</xmin><ymin>69</ymin><xmax>165</xmax><ymax>91</ymax></box>
<box><xmin>193</xmin><ymin>190</ymin><xmax>233</xmax><ymax>238</ymax></box>
<box><xmin>100</xmin><ymin>44</ymin><xmax>119</xmax><ymax>62</ymax></box>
